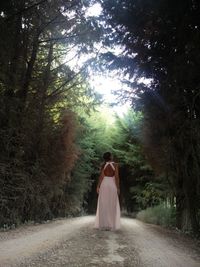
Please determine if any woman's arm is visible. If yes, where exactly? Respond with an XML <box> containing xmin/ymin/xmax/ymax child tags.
<box><xmin>96</xmin><ymin>167</ymin><xmax>104</xmax><ymax>194</ymax></box>
<box><xmin>115</xmin><ymin>163</ymin><xmax>120</xmax><ymax>195</ymax></box>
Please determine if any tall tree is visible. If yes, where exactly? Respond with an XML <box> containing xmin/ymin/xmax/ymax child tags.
<box><xmin>0</xmin><ymin>0</ymin><xmax>102</xmax><ymax>225</ymax></box>
<box><xmin>100</xmin><ymin>0</ymin><xmax>200</xmax><ymax>233</ymax></box>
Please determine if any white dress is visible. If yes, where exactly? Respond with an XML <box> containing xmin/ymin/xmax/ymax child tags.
<box><xmin>94</xmin><ymin>162</ymin><xmax>120</xmax><ymax>230</ymax></box>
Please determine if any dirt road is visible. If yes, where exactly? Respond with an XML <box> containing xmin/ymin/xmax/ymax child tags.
<box><xmin>0</xmin><ymin>216</ymin><xmax>199</xmax><ymax>267</ymax></box>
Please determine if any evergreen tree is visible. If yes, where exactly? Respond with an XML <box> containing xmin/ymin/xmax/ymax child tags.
<box><xmin>0</xmin><ymin>0</ymin><xmax>102</xmax><ymax>225</ymax></box>
<box><xmin>100</xmin><ymin>0</ymin><xmax>200</xmax><ymax>233</ymax></box>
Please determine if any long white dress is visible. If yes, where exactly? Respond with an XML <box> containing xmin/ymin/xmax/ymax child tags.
<box><xmin>94</xmin><ymin>162</ymin><xmax>120</xmax><ymax>230</ymax></box>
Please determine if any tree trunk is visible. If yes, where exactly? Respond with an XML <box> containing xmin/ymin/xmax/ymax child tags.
<box><xmin>175</xmin><ymin>171</ymin><xmax>190</xmax><ymax>231</ymax></box>
<box><xmin>2</xmin><ymin>14</ymin><xmax>23</xmax><ymax>128</ymax></box>
<box><xmin>17</xmin><ymin>29</ymin><xmax>40</xmax><ymax>107</ymax></box>
<box><xmin>5</xmin><ymin>15</ymin><xmax>22</xmax><ymax>98</ymax></box>
<box><xmin>34</xmin><ymin>42</ymin><xmax>54</xmax><ymax>154</ymax></box>
<box><xmin>184</xmin><ymin>176</ymin><xmax>200</xmax><ymax>234</ymax></box>
<box><xmin>176</xmin><ymin>196</ymin><xmax>192</xmax><ymax>231</ymax></box>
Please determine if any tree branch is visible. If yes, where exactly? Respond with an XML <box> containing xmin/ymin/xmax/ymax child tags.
<box><xmin>6</xmin><ymin>0</ymin><xmax>48</xmax><ymax>21</ymax></box>
<box><xmin>46</xmin><ymin>70</ymin><xmax>83</xmax><ymax>99</ymax></box>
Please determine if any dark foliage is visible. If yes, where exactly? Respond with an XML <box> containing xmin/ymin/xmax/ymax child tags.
<box><xmin>100</xmin><ymin>0</ymin><xmax>200</xmax><ymax>234</ymax></box>
<box><xmin>0</xmin><ymin>0</ymin><xmax>102</xmax><ymax>226</ymax></box>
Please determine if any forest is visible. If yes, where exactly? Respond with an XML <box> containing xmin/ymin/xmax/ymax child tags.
<box><xmin>0</xmin><ymin>0</ymin><xmax>200</xmax><ymax>236</ymax></box>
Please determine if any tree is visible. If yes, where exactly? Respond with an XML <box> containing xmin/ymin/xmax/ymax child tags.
<box><xmin>100</xmin><ymin>0</ymin><xmax>200</xmax><ymax>234</ymax></box>
<box><xmin>109</xmin><ymin>109</ymin><xmax>166</xmax><ymax>213</ymax></box>
<box><xmin>0</xmin><ymin>0</ymin><xmax>103</xmax><ymax>225</ymax></box>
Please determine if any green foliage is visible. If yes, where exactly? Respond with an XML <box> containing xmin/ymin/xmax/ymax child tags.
<box><xmin>107</xmin><ymin>109</ymin><xmax>167</xmax><ymax>213</ymax></box>
<box><xmin>100</xmin><ymin>0</ymin><xmax>200</xmax><ymax>233</ymax></box>
<box><xmin>65</xmin><ymin>117</ymin><xmax>99</xmax><ymax>215</ymax></box>
<box><xmin>2</xmin><ymin>0</ymin><xmax>199</xmax><ymax>235</ymax></box>
<box><xmin>112</xmin><ymin>110</ymin><xmax>144</xmax><ymax>163</ymax></box>
<box><xmin>80</xmin><ymin>107</ymin><xmax>165</xmax><ymax>214</ymax></box>
<box><xmin>0</xmin><ymin>0</ymin><xmax>103</xmax><ymax>226</ymax></box>
<box><xmin>137</xmin><ymin>203</ymin><xmax>176</xmax><ymax>227</ymax></box>
<box><xmin>75</xmin><ymin>107</ymin><xmax>117</xmax><ymax>213</ymax></box>
<box><xmin>131</xmin><ymin>181</ymin><xmax>169</xmax><ymax>210</ymax></box>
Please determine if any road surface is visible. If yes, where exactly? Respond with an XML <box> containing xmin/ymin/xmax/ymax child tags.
<box><xmin>0</xmin><ymin>216</ymin><xmax>199</xmax><ymax>267</ymax></box>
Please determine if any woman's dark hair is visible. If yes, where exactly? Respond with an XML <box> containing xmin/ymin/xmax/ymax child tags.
<box><xmin>103</xmin><ymin>152</ymin><xmax>112</xmax><ymax>162</ymax></box>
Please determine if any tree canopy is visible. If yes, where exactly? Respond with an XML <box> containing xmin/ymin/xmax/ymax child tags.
<box><xmin>98</xmin><ymin>0</ymin><xmax>200</xmax><ymax>233</ymax></box>
<box><xmin>0</xmin><ymin>0</ymin><xmax>200</xmax><ymax>235</ymax></box>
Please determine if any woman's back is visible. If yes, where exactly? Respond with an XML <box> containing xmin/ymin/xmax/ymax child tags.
<box><xmin>103</xmin><ymin>162</ymin><xmax>115</xmax><ymax>177</ymax></box>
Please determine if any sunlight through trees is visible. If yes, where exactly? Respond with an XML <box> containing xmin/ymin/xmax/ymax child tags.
<box><xmin>0</xmin><ymin>0</ymin><xmax>199</xmax><ymax>235</ymax></box>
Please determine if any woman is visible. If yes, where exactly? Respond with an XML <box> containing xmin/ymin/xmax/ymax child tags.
<box><xmin>94</xmin><ymin>152</ymin><xmax>120</xmax><ymax>230</ymax></box>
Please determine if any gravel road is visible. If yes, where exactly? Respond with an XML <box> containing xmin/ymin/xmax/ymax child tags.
<box><xmin>0</xmin><ymin>216</ymin><xmax>199</xmax><ymax>267</ymax></box>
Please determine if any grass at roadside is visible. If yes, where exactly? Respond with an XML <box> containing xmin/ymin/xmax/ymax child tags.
<box><xmin>136</xmin><ymin>203</ymin><xmax>176</xmax><ymax>227</ymax></box>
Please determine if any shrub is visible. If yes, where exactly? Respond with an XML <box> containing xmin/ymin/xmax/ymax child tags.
<box><xmin>136</xmin><ymin>203</ymin><xmax>176</xmax><ymax>227</ymax></box>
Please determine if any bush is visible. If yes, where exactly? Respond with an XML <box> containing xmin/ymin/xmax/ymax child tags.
<box><xmin>136</xmin><ymin>203</ymin><xmax>176</xmax><ymax>227</ymax></box>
